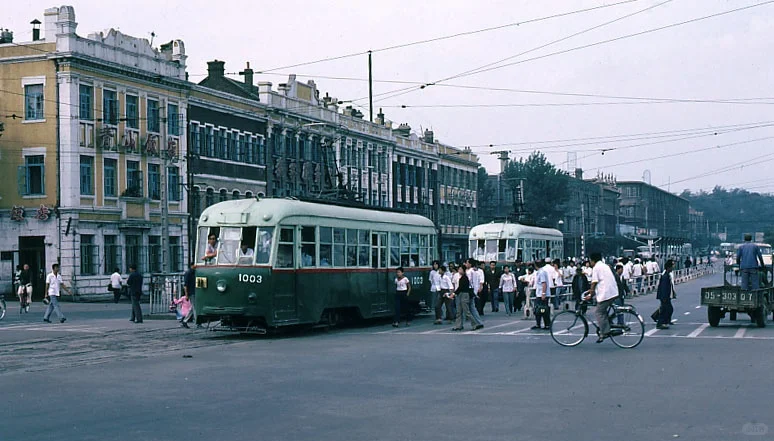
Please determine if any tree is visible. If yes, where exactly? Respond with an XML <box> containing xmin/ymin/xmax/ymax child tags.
<box><xmin>477</xmin><ymin>167</ymin><xmax>496</xmax><ymax>221</ymax></box>
<box><xmin>503</xmin><ymin>152</ymin><xmax>569</xmax><ymax>227</ymax></box>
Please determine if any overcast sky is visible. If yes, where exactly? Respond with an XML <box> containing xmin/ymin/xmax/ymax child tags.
<box><xmin>5</xmin><ymin>1</ymin><xmax>774</xmax><ymax>194</ymax></box>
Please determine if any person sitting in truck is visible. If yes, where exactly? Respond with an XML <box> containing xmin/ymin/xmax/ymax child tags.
<box><xmin>737</xmin><ymin>234</ymin><xmax>765</xmax><ymax>291</ymax></box>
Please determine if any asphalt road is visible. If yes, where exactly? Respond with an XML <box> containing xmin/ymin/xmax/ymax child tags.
<box><xmin>1</xmin><ymin>270</ymin><xmax>771</xmax><ymax>441</ymax></box>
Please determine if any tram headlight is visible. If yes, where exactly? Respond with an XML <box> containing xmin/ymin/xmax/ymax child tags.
<box><xmin>216</xmin><ymin>279</ymin><xmax>228</xmax><ymax>293</ymax></box>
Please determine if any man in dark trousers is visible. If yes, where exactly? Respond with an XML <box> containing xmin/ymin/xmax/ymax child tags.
<box><xmin>514</xmin><ymin>261</ymin><xmax>527</xmax><ymax>312</ymax></box>
<box><xmin>656</xmin><ymin>260</ymin><xmax>676</xmax><ymax>330</ymax></box>
<box><xmin>485</xmin><ymin>261</ymin><xmax>501</xmax><ymax>312</ymax></box>
<box><xmin>737</xmin><ymin>234</ymin><xmax>765</xmax><ymax>291</ymax></box>
<box><xmin>182</xmin><ymin>262</ymin><xmax>198</xmax><ymax>328</ymax></box>
<box><xmin>127</xmin><ymin>264</ymin><xmax>144</xmax><ymax>324</ymax></box>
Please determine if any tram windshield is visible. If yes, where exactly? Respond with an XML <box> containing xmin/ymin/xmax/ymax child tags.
<box><xmin>469</xmin><ymin>239</ymin><xmax>517</xmax><ymax>262</ymax></box>
<box><xmin>197</xmin><ymin>226</ymin><xmax>273</xmax><ymax>266</ymax></box>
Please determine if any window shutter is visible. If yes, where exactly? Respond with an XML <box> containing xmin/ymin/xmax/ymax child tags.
<box><xmin>17</xmin><ymin>165</ymin><xmax>27</xmax><ymax>196</ymax></box>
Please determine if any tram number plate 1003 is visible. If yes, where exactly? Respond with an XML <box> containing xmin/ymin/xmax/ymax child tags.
<box><xmin>238</xmin><ymin>274</ymin><xmax>263</xmax><ymax>284</ymax></box>
<box><xmin>411</xmin><ymin>276</ymin><xmax>424</xmax><ymax>286</ymax></box>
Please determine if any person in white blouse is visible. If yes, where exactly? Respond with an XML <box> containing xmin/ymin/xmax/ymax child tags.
<box><xmin>584</xmin><ymin>252</ymin><xmax>620</xmax><ymax>343</ymax></box>
<box><xmin>499</xmin><ymin>265</ymin><xmax>517</xmax><ymax>316</ymax></box>
<box><xmin>434</xmin><ymin>265</ymin><xmax>455</xmax><ymax>324</ymax></box>
<box><xmin>110</xmin><ymin>267</ymin><xmax>125</xmax><ymax>303</ymax></box>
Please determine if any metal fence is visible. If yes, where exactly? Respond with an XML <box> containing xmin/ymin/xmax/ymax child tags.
<box><xmin>148</xmin><ymin>272</ymin><xmax>186</xmax><ymax>315</ymax></box>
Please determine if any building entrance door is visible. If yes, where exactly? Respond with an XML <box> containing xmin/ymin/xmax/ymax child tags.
<box><xmin>19</xmin><ymin>236</ymin><xmax>46</xmax><ymax>301</ymax></box>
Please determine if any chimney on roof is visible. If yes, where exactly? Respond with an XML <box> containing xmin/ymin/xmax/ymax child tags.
<box><xmin>207</xmin><ymin>60</ymin><xmax>225</xmax><ymax>78</ymax></box>
<box><xmin>239</xmin><ymin>62</ymin><xmax>254</xmax><ymax>88</ymax></box>
<box><xmin>575</xmin><ymin>168</ymin><xmax>583</xmax><ymax>180</ymax></box>
<box><xmin>31</xmin><ymin>19</ymin><xmax>41</xmax><ymax>41</ymax></box>
<box><xmin>44</xmin><ymin>7</ymin><xmax>58</xmax><ymax>41</ymax></box>
<box><xmin>394</xmin><ymin>123</ymin><xmax>411</xmax><ymax>137</ymax></box>
<box><xmin>423</xmin><ymin>129</ymin><xmax>434</xmax><ymax>143</ymax></box>
<box><xmin>277</xmin><ymin>83</ymin><xmax>290</xmax><ymax>95</ymax></box>
<box><xmin>375</xmin><ymin>108</ymin><xmax>385</xmax><ymax>125</ymax></box>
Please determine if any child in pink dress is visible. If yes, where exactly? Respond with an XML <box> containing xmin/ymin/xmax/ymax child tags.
<box><xmin>172</xmin><ymin>295</ymin><xmax>192</xmax><ymax>328</ymax></box>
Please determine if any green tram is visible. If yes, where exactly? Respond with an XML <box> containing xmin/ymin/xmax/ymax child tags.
<box><xmin>194</xmin><ymin>198</ymin><xmax>437</xmax><ymax>332</ymax></box>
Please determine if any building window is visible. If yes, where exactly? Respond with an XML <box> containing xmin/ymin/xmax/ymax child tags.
<box><xmin>206</xmin><ymin>126</ymin><xmax>214</xmax><ymax>157</ymax></box>
<box><xmin>167</xmin><ymin>103</ymin><xmax>179</xmax><ymax>136</ymax></box>
<box><xmin>147</xmin><ymin>99</ymin><xmax>159</xmax><ymax>133</ymax></box>
<box><xmin>205</xmin><ymin>188</ymin><xmax>215</xmax><ymax>207</ymax></box>
<box><xmin>170</xmin><ymin>236</ymin><xmax>182</xmax><ymax>272</ymax></box>
<box><xmin>80</xmin><ymin>234</ymin><xmax>98</xmax><ymax>275</ymax></box>
<box><xmin>168</xmin><ymin>166</ymin><xmax>180</xmax><ymax>201</ymax></box>
<box><xmin>219</xmin><ymin>189</ymin><xmax>228</xmax><ymax>202</ymax></box>
<box><xmin>104</xmin><ymin>235</ymin><xmax>122</xmax><ymax>275</ymax></box>
<box><xmin>125</xmin><ymin>95</ymin><xmax>139</xmax><ymax>129</ymax></box>
<box><xmin>79</xmin><ymin>85</ymin><xmax>93</xmax><ymax>120</ymax></box>
<box><xmin>232</xmin><ymin>190</ymin><xmax>241</xmax><ymax>200</ymax></box>
<box><xmin>102</xmin><ymin>89</ymin><xmax>118</xmax><ymax>125</ymax></box>
<box><xmin>148</xmin><ymin>235</ymin><xmax>161</xmax><ymax>273</ymax></box>
<box><xmin>189</xmin><ymin>123</ymin><xmax>201</xmax><ymax>156</ymax></box>
<box><xmin>125</xmin><ymin>235</ymin><xmax>143</xmax><ymax>273</ymax></box>
<box><xmin>18</xmin><ymin>155</ymin><xmax>45</xmax><ymax>196</ymax></box>
<box><xmin>148</xmin><ymin>163</ymin><xmax>161</xmax><ymax>200</ymax></box>
<box><xmin>104</xmin><ymin>158</ymin><xmax>117</xmax><ymax>198</ymax></box>
<box><xmin>24</xmin><ymin>84</ymin><xmax>44</xmax><ymax>120</ymax></box>
<box><xmin>80</xmin><ymin>155</ymin><xmax>94</xmax><ymax>195</ymax></box>
<box><xmin>125</xmin><ymin>160</ymin><xmax>143</xmax><ymax>197</ymax></box>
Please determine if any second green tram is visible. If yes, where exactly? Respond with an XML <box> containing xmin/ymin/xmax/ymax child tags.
<box><xmin>194</xmin><ymin>198</ymin><xmax>437</xmax><ymax>331</ymax></box>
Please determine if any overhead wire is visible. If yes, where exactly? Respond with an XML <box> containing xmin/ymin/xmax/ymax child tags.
<box><xmin>254</xmin><ymin>0</ymin><xmax>638</xmax><ymax>73</ymax></box>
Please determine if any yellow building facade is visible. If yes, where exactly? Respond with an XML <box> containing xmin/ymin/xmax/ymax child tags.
<box><xmin>0</xmin><ymin>6</ymin><xmax>189</xmax><ymax>296</ymax></box>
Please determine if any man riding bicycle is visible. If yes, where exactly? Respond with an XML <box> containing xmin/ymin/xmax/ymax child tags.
<box><xmin>17</xmin><ymin>263</ymin><xmax>33</xmax><ymax>313</ymax></box>
<box><xmin>583</xmin><ymin>252</ymin><xmax>619</xmax><ymax>343</ymax></box>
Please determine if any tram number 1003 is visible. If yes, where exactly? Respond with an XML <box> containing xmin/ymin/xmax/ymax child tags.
<box><xmin>238</xmin><ymin>274</ymin><xmax>263</xmax><ymax>284</ymax></box>
<box><xmin>411</xmin><ymin>276</ymin><xmax>424</xmax><ymax>286</ymax></box>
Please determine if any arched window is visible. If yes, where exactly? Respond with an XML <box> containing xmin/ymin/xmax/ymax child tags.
<box><xmin>219</xmin><ymin>189</ymin><xmax>228</xmax><ymax>202</ymax></box>
<box><xmin>191</xmin><ymin>186</ymin><xmax>201</xmax><ymax>219</ymax></box>
<box><xmin>245</xmin><ymin>191</ymin><xmax>253</xmax><ymax>199</ymax></box>
<box><xmin>232</xmin><ymin>190</ymin><xmax>241</xmax><ymax>200</ymax></box>
<box><xmin>205</xmin><ymin>187</ymin><xmax>215</xmax><ymax>207</ymax></box>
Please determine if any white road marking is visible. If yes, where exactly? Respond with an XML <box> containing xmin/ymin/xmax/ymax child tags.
<box><xmin>420</xmin><ymin>327</ymin><xmax>453</xmax><ymax>334</ymax></box>
<box><xmin>644</xmin><ymin>328</ymin><xmax>660</xmax><ymax>337</ymax></box>
<box><xmin>683</xmin><ymin>312</ymin><xmax>691</xmax><ymax>315</ymax></box>
<box><xmin>481</xmin><ymin>319</ymin><xmax>526</xmax><ymax>331</ymax></box>
<box><xmin>734</xmin><ymin>327</ymin><xmax>747</xmax><ymax>338</ymax></box>
<box><xmin>504</xmin><ymin>326</ymin><xmax>535</xmax><ymax>335</ymax></box>
<box><xmin>695</xmin><ymin>306</ymin><xmax>702</xmax><ymax>309</ymax></box>
<box><xmin>687</xmin><ymin>324</ymin><xmax>709</xmax><ymax>338</ymax></box>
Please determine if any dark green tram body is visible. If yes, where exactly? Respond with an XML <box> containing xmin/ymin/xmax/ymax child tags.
<box><xmin>194</xmin><ymin>199</ymin><xmax>435</xmax><ymax>330</ymax></box>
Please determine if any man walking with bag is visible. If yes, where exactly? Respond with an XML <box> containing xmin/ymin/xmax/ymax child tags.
<box><xmin>43</xmin><ymin>263</ymin><xmax>70</xmax><ymax>323</ymax></box>
<box><xmin>127</xmin><ymin>264</ymin><xmax>144</xmax><ymax>324</ymax></box>
<box><xmin>656</xmin><ymin>260</ymin><xmax>676</xmax><ymax>330</ymax></box>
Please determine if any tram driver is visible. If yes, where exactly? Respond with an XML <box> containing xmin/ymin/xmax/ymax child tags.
<box><xmin>237</xmin><ymin>241</ymin><xmax>255</xmax><ymax>264</ymax></box>
<box><xmin>203</xmin><ymin>234</ymin><xmax>218</xmax><ymax>265</ymax></box>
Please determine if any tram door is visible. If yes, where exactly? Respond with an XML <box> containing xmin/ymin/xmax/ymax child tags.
<box><xmin>370</xmin><ymin>232</ymin><xmax>389</xmax><ymax>314</ymax></box>
<box><xmin>273</xmin><ymin>226</ymin><xmax>298</xmax><ymax>322</ymax></box>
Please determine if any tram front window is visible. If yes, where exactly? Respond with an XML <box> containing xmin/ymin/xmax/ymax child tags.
<box><xmin>216</xmin><ymin>227</ymin><xmax>242</xmax><ymax>265</ymax></box>
<box><xmin>207</xmin><ymin>226</ymin><xmax>273</xmax><ymax>266</ymax></box>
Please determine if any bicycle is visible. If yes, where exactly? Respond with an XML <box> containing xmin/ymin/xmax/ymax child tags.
<box><xmin>550</xmin><ymin>297</ymin><xmax>645</xmax><ymax>348</ymax></box>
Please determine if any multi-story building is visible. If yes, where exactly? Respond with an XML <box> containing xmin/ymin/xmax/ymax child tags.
<box><xmin>436</xmin><ymin>137</ymin><xmax>478</xmax><ymax>262</ymax></box>
<box><xmin>0</xmin><ymin>6</ymin><xmax>189</xmax><ymax>296</ymax></box>
<box><xmin>562</xmin><ymin>169</ymin><xmax>620</xmax><ymax>258</ymax></box>
<box><xmin>618</xmin><ymin>180</ymin><xmax>690</xmax><ymax>256</ymax></box>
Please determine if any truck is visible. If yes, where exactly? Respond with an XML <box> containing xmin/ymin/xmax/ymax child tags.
<box><xmin>700</xmin><ymin>264</ymin><xmax>774</xmax><ymax>327</ymax></box>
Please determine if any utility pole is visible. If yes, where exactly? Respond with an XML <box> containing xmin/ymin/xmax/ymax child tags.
<box><xmin>368</xmin><ymin>51</ymin><xmax>373</xmax><ymax>123</ymax></box>
<box><xmin>160</xmin><ymin>104</ymin><xmax>170</xmax><ymax>274</ymax></box>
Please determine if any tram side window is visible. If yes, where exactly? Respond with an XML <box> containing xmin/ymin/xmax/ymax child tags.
<box><xmin>400</xmin><ymin>233</ymin><xmax>410</xmax><ymax>267</ymax></box>
<box><xmin>319</xmin><ymin>227</ymin><xmax>332</xmax><ymax>267</ymax></box>
<box><xmin>277</xmin><ymin>227</ymin><xmax>294</xmax><ymax>268</ymax></box>
<box><xmin>256</xmin><ymin>227</ymin><xmax>273</xmax><ymax>264</ymax></box>
<box><xmin>372</xmin><ymin>232</ymin><xmax>387</xmax><ymax>268</ymax></box>
<box><xmin>237</xmin><ymin>227</ymin><xmax>257</xmax><ymax>265</ymax></box>
<box><xmin>409</xmin><ymin>233</ymin><xmax>419</xmax><ymax>267</ymax></box>
<box><xmin>471</xmin><ymin>239</ymin><xmax>485</xmax><ymax>261</ymax></box>
<box><xmin>358</xmin><ymin>229</ymin><xmax>369</xmax><ymax>267</ymax></box>
<box><xmin>390</xmin><ymin>232</ymin><xmax>400</xmax><ymax>267</ymax></box>
<box><xmin>301</xmin><ymin>226</ymin><xmax>316</xmax><ymax>267</ymax></box>
<box><xmin>506</xmin><ymin>239</ymin><xmax>516</xmax><ymax>261</ymax></box>
<box><xmin>419</xmin><ymin>234</ymin><xmax>428</xmax><ymax>266</ymax></box>
<box><xmin>333</xmin><ymin>228</ymin><xmax>345</xmax><ymax>267</ymax></box>
<box><xmin>346</xmin><ymin>229</ymin><xmax>358</xmax><ymax>266</ymax></box>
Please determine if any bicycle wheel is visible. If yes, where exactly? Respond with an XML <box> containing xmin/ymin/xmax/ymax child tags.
<box><xmin>550</xmin><ymin>310</ymin><xmax>588</xmax><ymax>347</ymax></box>
<box><xmin>609</xmin><ymin>310</ymin><xmax>644</xmax><ymax>349</ymax></box>
<box><xmin>0</xmin><ymin>298</ymin><xmax>6</xmax><ymax>321</ymax></box>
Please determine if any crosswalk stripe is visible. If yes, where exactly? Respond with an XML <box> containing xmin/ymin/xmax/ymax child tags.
<box><xmin>687</xmin><ymin>324</ymin><xmax>709</xmax><ymax>338</ymax></box>
<box><xmin>481</xmin><ymin>319</ymin><xmax>526</xmax><ymax>331</ymax></box>
<box><xmin>695</xmin><ymin>306</ymin><xmax>702</xmax><ymax>309</ymax></box>
<box><xmin>504</xmin><ymin>326</ymin><xmax>536</xmax><ymax>335</ymax></box>
<box><xmin>734</xmin><ymin>327</ymin><xmax>747</xmax><ymax>338</ymax></box>
<box><xmin>644</xmin><ymin>328</ymin><xmax>660</xmax><ymax>337</ymax></box>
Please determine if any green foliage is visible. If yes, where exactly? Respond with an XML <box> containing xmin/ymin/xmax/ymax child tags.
<box><xmin>503</xmin><ymin>152</ymin><xmax>569</xmax><ymax>227</ymax></box>
<box><xmin>681</xmin><ymin>186</ymin><xmax>774</xmax><ymax>244</ymax></box>
<box><xmin>477</xmin><ymin>166</ymin><xmax>494</xmax><ymax>205</ymax></box>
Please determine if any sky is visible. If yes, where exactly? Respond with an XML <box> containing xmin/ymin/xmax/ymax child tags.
<box><xmin>5</xmin><ymin>0</ymin><xmax>774</xmax><ymax>194</ymax></box>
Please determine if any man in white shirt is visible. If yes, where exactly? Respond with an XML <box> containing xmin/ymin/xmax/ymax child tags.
<box><xmin>110</xmin><ymin>267</ymin><xmax>125</xmax><ymax>303</ymax></box>
<box><xmin>584</xmin><ymin>252</ymin><xmax>619</xmax><ymax>342</ymax></box>
<box><xmin>434</xmin><ymin>265</ymin><xmax>455</xmax><ymax>323</ymax></box>
<box><xmin>43</xmin><ymin>263</ymin><xmax>70</xmax><ymax>323</ymax></box>
<box><xmin>465</xmin><ymin>259</ymin><xmax>485</xmax><ymax>328</ymax></box>
<box><xmin>429</xmin><ymin>261</ymin><xmax>442</xmax><ymax>323</ymax></box>
<box><xmin>532</xmin><ymin>260</ymin><xmax>552</xmax><ymax>329</ymax></box>
<box><xmin>631</xmin><ymin>258</ymin><xmax>643</xmax><ymax>291</ymax></box>
<box><xmin>622</xmin><ymin>258</ymin><xmax>633</xmax><ymax>283</ymax></box>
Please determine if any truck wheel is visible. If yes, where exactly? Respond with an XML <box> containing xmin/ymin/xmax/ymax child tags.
<box><xmin>729</xmin><ymin>311</ymin><xmax>737</xmax><ymax>321</ymax></box>
<box><xmin>708</xmin><ymin>307</ymin><xmax>722</xmax><ymax>327</ymax></box>
<box><xmin>755</xmin><ymin>307</ymin><xmax>767</xmax><ymax>328</ymax></box>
